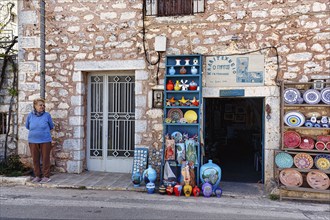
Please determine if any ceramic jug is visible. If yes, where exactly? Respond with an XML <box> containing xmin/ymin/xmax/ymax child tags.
<box><xmin>166</xmin><ymin>80</ymin><xmax>174</xmax><ymax>91</ymax></box>
<box><xmin>180</xmin><ymin>66</ymin><xmax>187</xmax><ymax>74</ymax></box>
<box><xmin>191</xmin><ymin>66</ymin><xmax>198</xmax><ymax>74</ymax></box>
<box><xmin>200</xmin><ymin>159</ymin><xmax>222</xmax><ymax>192</ymax></box>
<box><xmin>174</xmin><ymin>80</ymin><xmax>181</xmax><ymax>91</ymax></box>
<box><xmin>202</xmin><ymin>182</ymin><xmax>213</xmax><ymax>198</ymax></box>
<box><xmin>189</xmin><ymin>81</ymin><xmax>198</xmax><ymax>90</ymax></box>
<box><xmin>143</xmin><ymin>165</ymin><xmax>157</xmax><ymax>184</ymax></box>
<box><xmin>169</xmin><ymin>66</ymin><xmax>176</xmax><ymax>75</ymax></box>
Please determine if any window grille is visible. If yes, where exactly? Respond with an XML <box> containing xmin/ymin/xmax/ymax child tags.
<box><xmin>0</xmin><ymin>113</ymin><xmax>7</xmax><ymax>134</ymax></box>
<box><xmin>145</xmin><ymin>0</ymin><xmax>205</xmax><ymax>16</ymax></box>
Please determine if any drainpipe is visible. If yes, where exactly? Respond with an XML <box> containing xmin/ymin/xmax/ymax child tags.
<box><xmin>40</xmin><ymin>0</ymin><xmax>45</xmax><ymax>99</ymax></box>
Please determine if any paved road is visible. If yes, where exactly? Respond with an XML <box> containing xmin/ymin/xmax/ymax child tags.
<box><xmin>0</xmin><ymin>186</ymin><xmax>329</xmax><ymax>220</ymax></box>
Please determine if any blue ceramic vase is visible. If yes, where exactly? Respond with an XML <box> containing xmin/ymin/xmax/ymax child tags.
<box><xmin>146</xmin><ymin>182</ymin><xmax>155</xmax><ymax>194</ymax></box>
<box><xmin>143</xmin><ymin>165</ymin><xmax>157</xmax><ymax>184</ymax></box>
<box><xmin>169</xmin><ymin>66</ymin><xmax>176</xmax><ymax>75</ymax></box>
<box><xmin>200</xmin><ymin>160</ymin><xmax>222</xmax><ymax>192</ymax></box>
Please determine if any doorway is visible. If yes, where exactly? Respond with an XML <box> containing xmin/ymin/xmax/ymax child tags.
<box><xmin>87</xmin><ymin>73</ymin><xmax>135</xmax><ymax>173</ymax></box>
<box><xmin>204</xmin><ymin>98</ymin><xmax>263</xmax><ymax>183</ymax></box>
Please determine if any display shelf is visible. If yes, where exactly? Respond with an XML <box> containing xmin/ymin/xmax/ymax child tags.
<box><xmin>277</xmin><ymin>81</ymin><xmax>330</xmax><ymax>199</ymax></box>
<box><xmin>161</xmin><ymin>54</ymin><xmax>203</xmax><ymax>187</ymax></box>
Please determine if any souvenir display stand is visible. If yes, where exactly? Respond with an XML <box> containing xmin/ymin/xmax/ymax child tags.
<box><xmin>160</xmin><ymin>55</ymin><xmax>203</xmax><ymax>187</ymax></box>
<box><xmin>275</xmin><ymin>81</ymin><xmax>330</xmax><ymax>201</ymax></box>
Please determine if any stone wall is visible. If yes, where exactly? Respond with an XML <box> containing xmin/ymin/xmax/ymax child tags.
<box><xmin>17</xmin><ymin>0</ymin><xmax>329</xmax><ymax>188</ymax></box>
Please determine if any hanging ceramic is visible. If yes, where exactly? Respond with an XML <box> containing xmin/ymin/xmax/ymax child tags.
<box><xmin>284</xmin><ymin>111</ymin><xmax>305</xmax><ymax>127</ymax></box>
<box><xmin>320</xmin><ymin>87</ymin><xmax>330</xmax><ymax>104</ymax></box>
<box><xmin>275</xmin><ymin>152</ymin><xmax>293</xmax><ymax>168</ymax></box>
<box><xmin>283</xmin><ymin>88</ymin><xmax>301</xmax><ymax>104</ymax></box>
<box><xmin>169</xmin><ymin>66</ymin><xmax>176</xmax><ymax>75</ymax></box>
<box><xmin>185</xmin><ymin>139</ymin><xmax>197</xmax><ymax>164</ymax></box>
<box><xmin>303</xmin><ymin>89</ymin><xmax>321</xmax><ymax>104</ymax></box>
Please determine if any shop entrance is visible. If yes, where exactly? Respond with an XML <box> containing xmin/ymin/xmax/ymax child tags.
<box><xmin>204</xmin><ymin>98</ymin><xmax>263</xmax><ymax>183</ymax></box>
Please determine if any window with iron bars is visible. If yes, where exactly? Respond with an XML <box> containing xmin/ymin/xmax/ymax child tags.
<box><xmin>145</xmin><ymin>0</ymin><xmax>205</xmax><ymax>17</ymax></box>
<box><xmin>0</xmin><ymin>113</ymin><xmax>7</xmax><ymax>134</ymax></box>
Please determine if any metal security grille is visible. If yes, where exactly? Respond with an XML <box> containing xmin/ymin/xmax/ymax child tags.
<box><xmin>107</xmin><ymin>75</ymin><xmax>135</xmax><ymax>157</ymax></box>
<box><xmin>145</xmin><ymin>0</ymin><xmax>204</xmax><ymax>16</ymax></box>
<box><xmin>88</xmin><ymin>74</ymin><xmax>135</xmax><ymax>159</ymax></box>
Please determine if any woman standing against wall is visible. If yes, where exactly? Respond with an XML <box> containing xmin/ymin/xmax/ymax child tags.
<box><xmin>25</xmin><ymin>98</ymin><xmax>54</xmax><ymax>183</ymax></box>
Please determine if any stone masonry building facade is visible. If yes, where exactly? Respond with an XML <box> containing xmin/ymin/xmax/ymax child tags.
<box><xmin>17</xmin><ymin>0</ymin><xmax>329</xmax><ymax>192</ymax></box>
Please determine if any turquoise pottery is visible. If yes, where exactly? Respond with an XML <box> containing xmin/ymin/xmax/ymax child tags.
<box><xmin>275</xmin><ymin>152</ymin><xmax>293</xmax><ymax>168</ymax></box>
<box><xmin>200</xmin><ymin>160</ymin><xmax>222</xmax><ymax>191</ymax></box>
<box><xmin>131</xmin><ymin>172</ymin><xmax>142</xmax><ymax>187</ymax></box>
<box><xmin>143</xmin><ymin>165</ymin><xmax>157</xmax><ymax>184</ymax></box>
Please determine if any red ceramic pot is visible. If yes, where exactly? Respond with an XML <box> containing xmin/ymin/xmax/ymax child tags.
<box><xmin>192</xmin><ymin>185</ymin><xmax>201</xmax><ymax>197</ymax></box>
<box><xmin>166</xmin><ymin>80</ymin><xmax>174</xmax><ymax>91</ymax></box>
<box><xmin>166</xmin><ymin>185</ymin><xmax>173</xmax><ymax>195</ymax></box>
<box><xmin>173</xmin><ymin>184</ymin><xmax>182</xmax><ymax>196</ymax></box>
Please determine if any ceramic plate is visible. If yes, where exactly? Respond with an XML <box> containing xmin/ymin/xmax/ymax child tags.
<box><xmin>320</xmin><ymin>87</ymin><xmax>330</xmax><ymax>104</ymax></box>
<box><xmin>283</xmin><ymin>131</ymin><xmax>301</xmax><ymax>148</ymax></box>
<box><xmin>171</xmin><ymin>131</ymin><xmax>183</xmax><ymax>143</ymax></box>
<box><xmin>184</xmin><ymin>110</ymin><xmax>198</xmax><ymax>123</ymax></box>
<box><xmin>283</xmin><ymin>88</ymin><xmax>301</xmax><ymax>104</ymax></box>
<box><xmin>167</xmin><ymin>108</ymin><xmax>183</xmax><ymax>122</ymax></box>
<box><xmin>315</xmin><ymin>141</ymin><xmax>326</xmax><ymax>151</ymax></box>
<box><xmin>279</xmin><ymin>168</ymin><xmax>303</xmax><ymax>187</ymax></box>
<box><xmin>314</xmin><ymin>154</ymin><xmax>330</xmax><ymax>170</ymax></box>
<box><xmin>275</xmin><ymin>152</ymin><xmax>293</xmax><ymax>168</ymax></box>
<box><xmin>284</xmin><ymin>111</ymin><xmax>305</xmax><ymax>127</ymax></box>
<box><xmin>306</xmin><ymin>170</ymin><xmax>330</xmax><ymax>190</ymax></box>
<box><xmin>299</xmin><ymin>137</ymin><xmax>315</xmax><ymax>150</ymax></box>
<box><xmin>303</xmin><ymin>89</ymin><xmax>321</xmax><ymax>104</ymax></box>
<box><xmin>294</xmin><ymin>153</ymin><xmax>313</xmax><ymax>169</ymax></box>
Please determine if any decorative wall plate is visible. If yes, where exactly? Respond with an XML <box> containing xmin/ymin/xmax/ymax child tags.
<box><xmin>275</xmin><ymin>152</ymin><xmax>293</xmax><ymax>168</ymax></box>
<box><xmin>171</xmin><ymin>131</ymin><xmax>183</xmax><ymax>143</ymax></box>
<box><xmin>314</xmin><ymin>154</ymin><xmax>330</xmax><ymax>170</ymax></box>
<box><xmin>279</xmin><ymin>168</ymin><xmax>303</xmax><ymax>187</ymax></box>
<box><xmin>284</xmin><ymin>131</ymin><xmax>301</xmax><ymax>148</ymax></box>
<box><xmin>284</xmin><ymin>111</ymin><xmax>305</xmax><ymax>127</ymax></box>
<box><xmin>283</xmin><ymin>88</ymin><xmax>301</xmax><ymax>104</ymax></box>
<box><xmin>184</xmin><ymin>110</ymin><xmax>198</xmax><ymax>123</ymax></box>
<box><xmin>299</xmin><ymin>137</ymin><xmax>315</xmax><ymax>150</ymax></box>
<box><xmin>294</xmin><ymin>153</ymin><xmax>313</xmax><ymax>169</ymax></box>
<box><xmin>167</xmin><ymin>108</ymin><xmax>183</xmax><ymax>122</ymax></box>
<box><xmin>306</xmin><ymin>170</ymin><xmax>330</xmax><ymax>190</ymax></box>
<box><xmin>320</xmin><ymin>87</ymin><xmax>330</xmax><ymax>104</ymax></box>
<box><xmin>303</xmin><ymin>89</ymin><xmax>321</xmax><ymax>104</ymax></box>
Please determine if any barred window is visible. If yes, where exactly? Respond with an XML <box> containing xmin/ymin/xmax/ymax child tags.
<box><xmin>145</xmin><ymin>0</ymin><xmax>205</xmax><ymax>17</ymax></box>
<box><xmin>0</xmin><ymin>113</ymin><xmax>7</xmax><ymax>134</ymax></box>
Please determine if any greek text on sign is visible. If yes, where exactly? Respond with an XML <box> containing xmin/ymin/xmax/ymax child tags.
<box><xmin>206</xmin><ymin>55</ymin><xmax>264</xmax><ymax>87</ymax></box>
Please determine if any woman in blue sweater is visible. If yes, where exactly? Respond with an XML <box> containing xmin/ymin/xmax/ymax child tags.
<box><xmin>25</xmin><ymin>98</ymin><xmax>54</xmax><ymax>183</ymax></box>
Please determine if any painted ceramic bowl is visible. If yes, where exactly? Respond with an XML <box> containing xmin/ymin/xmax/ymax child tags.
<box><xmin>279</xmin><ymin>168</ymin><xmax>303</xmax><ymax>187</ymax></box>
<box><xmin>293</xmin><ymin>153</ymin><xmax>313</xmax><ymax>169</ymax></box>
<box><xmin>283</xmin><ymin>88</ymin><xmax>301</xmax><ymax>104</ymax></box>
<box><xmin>303</xmin><ymin>89</ymin><xmax>321</xmax><ymax>104</ymax></box>
<box><xmin>275</xmin><ymin>152</ymin><xmax>293</xmax><ymax>168</ymax></box>
<box><xmin>315</xmin><ymin>141</ymin><xmax>326</xmax><ymax>151</ymax></box>
<box><xmin>307</xmin><ymin>170</ymin><xmax>330</xmax><ymax>190</ymax></box>
<box><xmin>283</xmin><ymin>131</ymin><xmax>301</xmax><ymax>148</ymax></box>
<box><xmin>299</xmin><ymin>137</ymin><xmax>315</xmax><ymax>150</ymax></box>
<box><xmin>284</xmin><ymin>111</ymin><xmax>305</xmax><ymax>127</ymax></box>
<box><xmin>314</xmin><ymin>154</ymin><xmax>330</xmax><ymax>171</ymax></box>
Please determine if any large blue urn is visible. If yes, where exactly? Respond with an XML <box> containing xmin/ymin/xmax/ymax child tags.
<box><xmin>143</xmin><ymin>165</ymin><xmax>157</xmax><ymax>184</ymax></box>
<box><xmin>200</xmin><ymin>160</ymin><xmax>222</xmax><ymax>192</ymax></box>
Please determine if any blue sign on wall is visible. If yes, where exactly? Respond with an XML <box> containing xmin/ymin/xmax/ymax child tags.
<box><xmin>219</xmin><ymin>89</ymin><xmax>245</xmax><ymax>97</ymax></box>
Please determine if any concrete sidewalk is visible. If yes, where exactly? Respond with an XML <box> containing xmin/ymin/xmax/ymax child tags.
<box><xmin>0</xmin><ymin>171</ymin><xmax>266</xmax><ymax>199</ymax></box>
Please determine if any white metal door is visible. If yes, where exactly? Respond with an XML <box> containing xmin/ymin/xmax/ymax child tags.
<box><xmin>87</xmin><ymin>73</ymin><xmax>135</xmax><ymax>173</ymax></box>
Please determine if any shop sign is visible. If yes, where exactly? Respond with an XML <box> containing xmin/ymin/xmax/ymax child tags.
<box><xmin>205</xmin><ymin>55</ymin><xmax>264</xmax><ymax>87</ymax></box>
<box><xmin>219</xmin><ymin>89</ymin><xmax>245</xmax><ymax>97</ymax></box>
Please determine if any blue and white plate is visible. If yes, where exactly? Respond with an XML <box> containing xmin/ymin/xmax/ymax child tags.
<box><xmin>284</xmin><ymin>111</ymin><xmax>305</xmax><ymax>127</ymax></box>
<box><xmin>283</xmin><ymin>88</ymin><xmax>301</xmax><ymax>104</ymax></box>
<box><xmin>303</xmin><ymin>89</ymin><xmax>321</xmax><ymax>104</ymax></box>
<box><xmin>275</xmin><ymin>152</ymin><xmax>293</xmax><ymax>168</ymax></box>
<box><xmin>320</xmin><ymin>87</ymin><xmax>330</xmax><ymax>105</ymax></box>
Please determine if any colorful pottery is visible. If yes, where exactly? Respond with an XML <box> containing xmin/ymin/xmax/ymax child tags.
<box><xmin>303</xmin><ymin>89</ymin><xmax>321</xmax><ymax>104</ymax></box>
<box><xmin>193</xmin><ymin>58</ymin><xmax>198</xmax><ymax>65</ymax></box>
<box><xmin>185</xmin><ymin>139</ymin><xmax>198</xmax><ymax>164</ymax></box>
<box><xmin>202</xmin><ymin>182</ymin><xmax>213</xmax><ymax>198</ymax></box>
<box><xmin>146</xmin><ymin>182</ymin><xmax>155</xmax><ymax>194</ymax></box>
<box><xmin>158</xmin><ymin>185</ymin><xmax>166</xmax><ymax>195</ymax></box>
<box><xmin>143</xmin><ymin>165</ymin><xmax>157</xmax><ymax>184</ymax></box>
<box><xmin>180</xmin><ymin>66</ymin><xmax>187</xmax><ymax>74</ymax></box>
<box><xmin>191</xmin><ymin>66</ymin><xmax>198</xmax><ymax>74</ymax></box>
<box><xmin>320</xmin><ymin>87</ymin><xmax>330</xmax><ymax>104</ymax></box>
<box><xmin>185</xmin><ymin>59</ymin><xmax>190</xmax><ymax>65</ymax></box>
<box><xmin>176</xmin><ymin>143</ymin><xmax>185</xmax><ymax>164</ymax></box>
<box><xmin>169</xmin><ymin>66</ymin><xmax>176</xmax><ymax>75</ymax></box>
<box><xmin>315</xmin><ymin>141</ymin><xmax>326</xmax><ymax>151</ymax></box>
<box><xmin>299</xmin><ymin>137</ymin><xmax>315</xmax><ymax>150</ymax></box>
<box><xmin>293</xmin><ymin>153</ymin><xmax>313</xmax><ymax>169</ymax></box>
<box><xmin>283</xmin><ymin>88</ymin><xmax>301</xmax><ymax>104</ymax></box>
<box><xmin>189</xmin><ymin>80</ymin><xmax>198</xmax><ymax>90</ymax></box>
<box><xmin>200</xmin><ymin>159</ymin><xmax>222</xmax><ymax>191</ymax></box>
<box><xmin>284</xmin><ymin>111</ymin><xmax>305</xmax><ymax>127</ymax></box>
<box><xmin>279</xmin><ymin>168</ymin><xmax>303</xmax><ymax>187</ymax></box>
<box><xmin>175</xmin><ymin>59</ymin><xmax>181</xmax><ymax>66</ymax></box>
<box><xmin>192</xmin><ymin>185</ymin><xmax>201</xmax><ymax>197</ymax></box>
<box><xmin>215</xmin><ymin>186</ymin><xmax>223</xmax><ymax>198</ymax></box>
<box><xmin>283</xmin><ymin>131</ymin><xmax>301</xmax><ymax>148</ymax></box>
<box><xmin>174</xmin><ymin>184</ymin><xmax>182</xmax><ymax>196</ymax></box>
<box><xmin>183</xmin><ymin>183</ymin><xmax>192</xmax><ymax>197</ymax></box>
<box><xmin>306</xmin><ymin>170</ymin><xmax>330</xmax><ymax>190</ymax></box>
<box><xmin>166</xmin><ymin>185</ymin><xmax>173</xmax><ymax>195</ymax></box>
<box><xmin>166</xmin><ymin>80</ymin><xmax>174</xmax><ymax>91</ymax></box>
<box><xmin>132</xmin><ymin>172</ymin><xmax>142</xmax><ymax>187</ymax></box>
<box><xmin>275</xmin><ymin>152</ymin><xmax>293</xmax><ymax>168</ymax></box>
<box><xmin>174</xmin><ymin>80</ymin><xmax>181</xmax><ymax>91</ymax></box>
<box><xmin>314</xmin><ymin>154</ymin><xmax>330</xmax><ymax>170</ymax></box>
<box><xmin>184</xmin><ymin>110</ymin><xmax>198</xmax><ymax>123</ymax></box>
